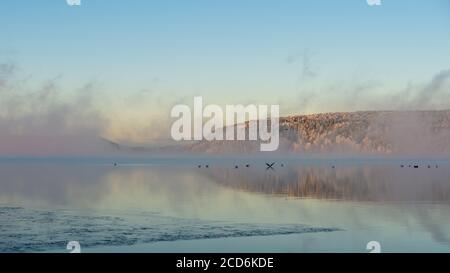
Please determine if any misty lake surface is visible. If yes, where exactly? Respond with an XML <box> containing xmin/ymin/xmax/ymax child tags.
<box><xmin>1</xmin><ymin>156</ymin><xmax>450</xmax><ymax>252</ymax></box>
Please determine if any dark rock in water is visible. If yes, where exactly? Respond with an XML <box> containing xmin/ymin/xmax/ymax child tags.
<box><xmin>198</xmin><ymin>165</ymin><xmax>201</xmax><ymax>168</ymax></box>
<box><xmin>235</xmin><ymin>165</ymin><xmax>239</xmax><ymax>169</ymax></box>
<box><xmin>414</xmin><ymin>165</ymin><xmax>419</xmax><ymax>169</ymax></box>
<box><xmin>113</xmin><ymin>163</ymin><xmax>117</xmax><ymax>167</ymax></box>
<box><xmin>245</xmin><ymin>164</ymin><xmax>250</xmax><ymax>168</ymax></box>
<box><xmin>205</xmin><ymin>165</ymin><xmax>209</xmax><ymax>168</ymax></box>
<box><xmin>401</xmin><ymin>165</ymin><xmax>404</xmax><ymax>168</ymax></box>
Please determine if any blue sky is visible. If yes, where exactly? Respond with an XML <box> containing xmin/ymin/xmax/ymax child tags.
<box><xmin>1</xmin><ymin>0</ymin><xmax>450</xmax><ymax>147</ymax></box>
<box><xmin>1</xmin><ymin>1</ymin><xmax>449</xmax><ymax>104</ymax></box>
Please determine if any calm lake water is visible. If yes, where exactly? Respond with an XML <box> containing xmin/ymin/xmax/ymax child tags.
<box><xmin>1</xmin><ymin>157</ymin><xmax>450</xmax><ymax>252</ymax></box>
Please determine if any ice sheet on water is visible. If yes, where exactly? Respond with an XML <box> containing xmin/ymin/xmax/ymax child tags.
<box><xmin>0</xmin><ymin>206</ymin><xmax>340</xmax><ymax>252</ymax></box>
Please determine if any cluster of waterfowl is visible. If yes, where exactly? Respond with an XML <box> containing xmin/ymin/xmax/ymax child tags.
<box><xmin>400</xmin><ymin>164</ymin><xmax>438</xmax><ymax>169</ymax></box>
<box><xmin>196</xmin><ymin>162</ymin><xmax>282</xmax><ymax>170</ymax></box>
<box><xmin>111</xmin><ymin>162</ymin><xmax>441</xmax><ymax>170</ymax></box>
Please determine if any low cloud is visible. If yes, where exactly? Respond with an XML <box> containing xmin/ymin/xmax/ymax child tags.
<box><xmin>0</xmin><ymin>61</ymin><xmax>109</xmax><ymax>155</ymax></box>
<box><xmin>289</xmin><ymin>69</ymin><xmax>450</xmax><ymax>114</ymax></box>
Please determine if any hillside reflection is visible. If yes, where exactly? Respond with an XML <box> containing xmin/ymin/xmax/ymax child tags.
<box><xmin>202</xmin><ymin>164</ymin><xmax>450</xmax><ymax>202</ymax></box>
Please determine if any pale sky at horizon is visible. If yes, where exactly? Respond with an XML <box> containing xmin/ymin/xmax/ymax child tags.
<box><xmin>1</xmin><ymin>0</ymin><xmax>450</xmax><ymax>154</ymax></box>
